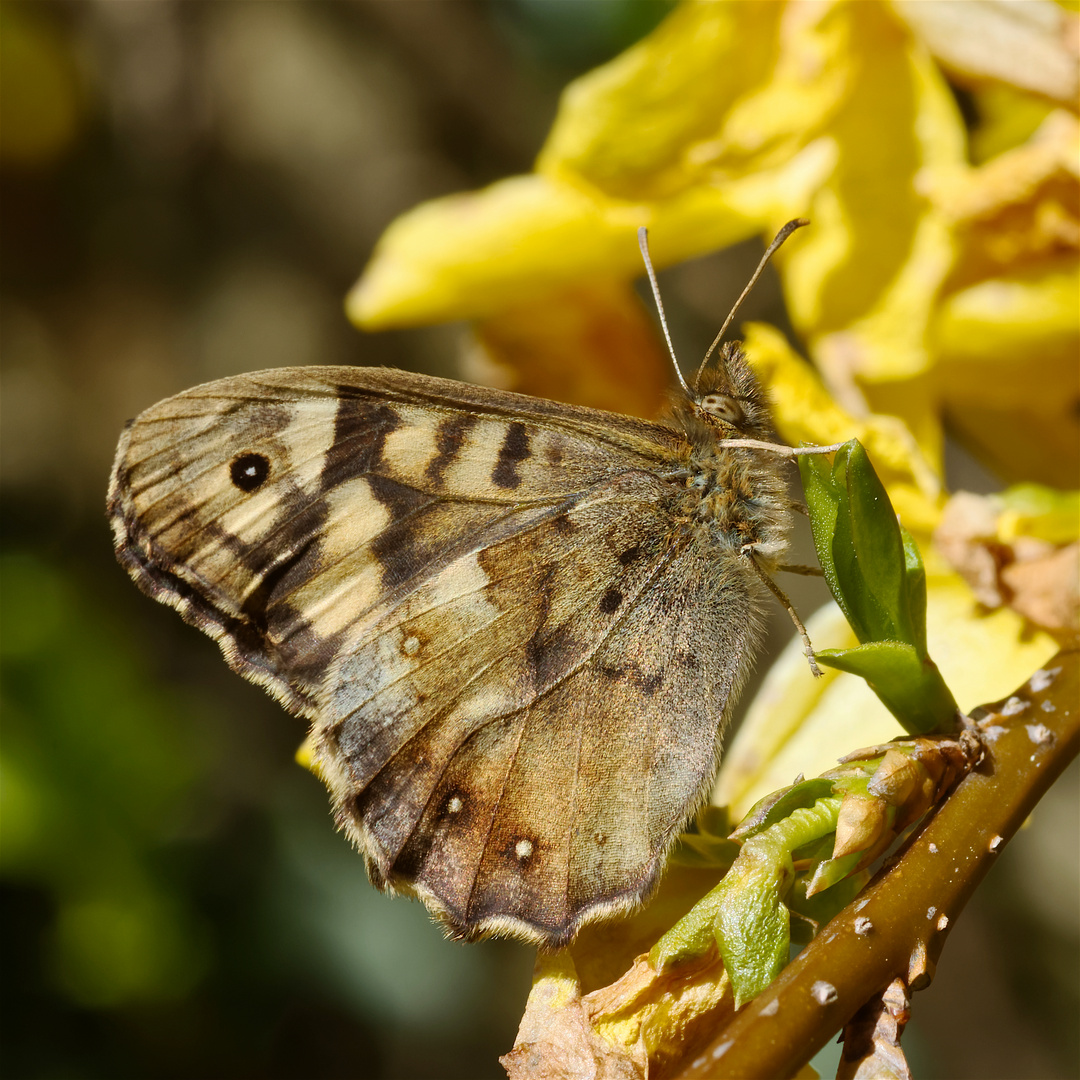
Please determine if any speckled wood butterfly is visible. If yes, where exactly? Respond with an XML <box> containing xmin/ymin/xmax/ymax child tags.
<box><xmin>108</xmin><ymin>224</ymin><xmax>823</xmax><ymax>946</ymax></box>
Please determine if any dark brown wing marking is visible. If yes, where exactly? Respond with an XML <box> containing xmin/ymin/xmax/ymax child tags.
<box><xmin>491</xmin><ymin>421</ymin><xmax>531</xmax><ymax>489</ymax></box>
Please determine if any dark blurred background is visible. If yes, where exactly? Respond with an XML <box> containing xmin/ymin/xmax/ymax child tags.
<box><xmin>1</xmin><ymin>2</ymin><xmax>1075</xmax><ymax>1079</ymax></box>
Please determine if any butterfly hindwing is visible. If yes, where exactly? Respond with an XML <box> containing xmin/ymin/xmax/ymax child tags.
<box><xmin>318</xmin><ymin>480</ymin><xmax>757</xmax><ymax>942</ymax></box>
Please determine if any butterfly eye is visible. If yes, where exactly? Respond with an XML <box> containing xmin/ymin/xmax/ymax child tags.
<box><xmin>699</xmin><ymin>394</ymin><xmax>744</xmax><ymax>424</ymax></box>
<box><xmin>229</xmin><ymin>452</ymin><xmax>271</xmax><ymax>492</ymax></box>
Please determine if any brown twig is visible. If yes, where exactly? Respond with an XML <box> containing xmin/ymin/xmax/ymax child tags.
<box><xmin>675</xmin><ymin>643</ymin><xmax>1079</xmax><ymax>1079</ymax></box>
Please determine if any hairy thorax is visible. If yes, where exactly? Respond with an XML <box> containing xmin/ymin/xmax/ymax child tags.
<box><xmin>664</xmin><ymin>390</ymin><xmax>793</xmax><ymax>571</ymax></box>
<box><xmin>678</xmin><ymin>450</ymin><xmax>791</xmax><ymax>564</ymax></box>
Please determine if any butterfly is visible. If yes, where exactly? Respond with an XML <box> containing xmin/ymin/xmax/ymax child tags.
<box><xmin>107</xmin><ymin>225</ymin><xmax>820</xmax><ymax>947</ymax></box>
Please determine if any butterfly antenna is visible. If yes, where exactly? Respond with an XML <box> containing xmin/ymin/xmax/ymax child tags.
<box><xmin>697</xmin><ymin>218</ymin><xmax>809</xmax><ymax>378</ymax></box>
<box><xmin>638</xmin><ymin>227</ymin><xmax>692</xmax><ymax>398</ymax></box>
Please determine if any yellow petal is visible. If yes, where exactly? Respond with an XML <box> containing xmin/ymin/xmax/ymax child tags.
<box><xmin>890</xmin><ymin>0</ymin><xmax>1080</xmax><ymax>108</ymax></box>
<box><xmin>931</xmin><ymin>260</ymin><xmax>1080</xmax><ymax>487</ymax></box>
<box><xmin>743</xmin><ymin>322</ymin><xmax>944</xmax><ymax>535</ymax></box>
<box><xmin>782</xmin><ymin>4</ymin><xmax>966</xmax><ymax>370</ymax></box>
<box><xmin>775</xmin><ymin>3</ymin><xmax>966</xmax><ymax>468</ymax></box>
<box><xmin>966</xmin><ymin>84</ymin><xmax>1058</xmax><ymax>163</ymax></box>
<box><xmin>922</xmin><ymin>112</ymin><xmax>1079</xmax><ymax>484</ymax></box>
<box><xmin>929</xmin><ymin>110</ymin><xmax>1079</xmax><ymax>282</ymax></box>
<box><xmin>469</xmin><ymin>279</ymin><xmax>670</xmax><ymax>417</ymax></box>
<box><xmin>349</xmin><ymin>139</ymin><xmax>836</xmax><ymax>331</ymax></box>
<box><xmin>538</xmin><ymin>2</ymin><xmax>785</xmax><ymax>199</ymax></box>
<box><xmin>349</xmin><ymin>0</ymin><xmax>847</xmax><ymax>331</ymax></box>
<box><xmin>347</xmin><ymin>175</ymin><xmax>624</xmax><ymax>328</ymax></box>
<box><xmin>995</xmin><ymin>485</ymin><xmax>1080</xmax><ymax>545</ymax></box>
<box><xmin>539</xmin><ymin>1</ymin><xmax>847</xmax><ymax>198</ymax></box>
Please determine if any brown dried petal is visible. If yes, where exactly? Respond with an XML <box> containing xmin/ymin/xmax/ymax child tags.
<box><xmin>837</xmin><ymin>976</ymin><xmax>913</xmax><ymax>1080</ymax></box>
<box><xmin>1000</xmin><ymin>541</ymin><xmax>1080</xmax><ymax>630</ymax></box>
<box><xmin>833</xmin><ymin>793</ymin><xmax>889</xmax><ymax>860</ymax></box>
<box><xmin>867</xmin><ymin>749</ymin><xmax>923</xmax><ymax>807</ymax></box>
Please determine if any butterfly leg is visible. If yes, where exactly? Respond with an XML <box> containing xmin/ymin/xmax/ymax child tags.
<box><xmin>776</xmin><ymin>562</ymin><xmax>824</xmax><ymax>577</ymax></box>
<box><xmin>721</xmin><ymin>439</ymin><xmax>845</xmax><ymax>456</ymax></box>
<box><xmin>741</xmin><ymin>544</ymin><xmax>823</xmax><ymax>678</ymax></box>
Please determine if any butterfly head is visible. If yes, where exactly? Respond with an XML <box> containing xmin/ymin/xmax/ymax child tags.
<box><xmin>638</xmin><ymin>220</ymin><xmax>804</xmax><ymax>448</ymax></box>
<box><xmin>687</xmin><ymin>340</ymin><xmax>773</xmax><ymax>441</ymax></box>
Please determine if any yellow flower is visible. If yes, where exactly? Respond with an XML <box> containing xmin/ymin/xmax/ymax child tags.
<box><xmin>363</xmin><ymin>4</ymin><xmax>1074</xmax><ymax>1066</ymax></box>
<box><xmin>346</xmin><ymin>0</ymin><xmax>1070</xmax><ymax>805</ymax></box>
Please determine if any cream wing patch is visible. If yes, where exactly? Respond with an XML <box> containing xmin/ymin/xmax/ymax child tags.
<box><xmin>290</xmin><ymin>477</ymin><xmax>394</xmax><ymax>639</ymax></box>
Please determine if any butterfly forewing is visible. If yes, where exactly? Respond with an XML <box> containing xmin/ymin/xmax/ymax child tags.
<box><xmin>109</xmin><ymin>364</ymin><xmax>768</xmax><ymax>944</ymax></box>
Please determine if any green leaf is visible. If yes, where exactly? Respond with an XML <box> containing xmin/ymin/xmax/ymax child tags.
<box><xmin>800</xmin><ymin>439</ymin><xmax>959</xmax><ymax>734</ymax></box>
<box><xmin>656</xmin><ymin>798</ymin><xmax>843</xmax><ymax>1003</ymax></box>
<box><xmin>729</xmin><ymin>777</ymin><xmax>836</xmax><ymax>842</ymax></box>
<box><xmin>901</xmin><ymin>524</ymin><xmax>928</xmax><ymax>657</ymax></box>
<box><xmin>840</xmin><ymin>441</ymin><xmax>912</xmax><ymax>643</ymax></box>
<box><xmin>798</xmin><ymin>447</ymin><xmax>849</xmax><ymax>624</ymax></box>
<box><xmin>801</xmin><ymin>441</ymin><xmax>923</xmax><ymax>647</ymax></box>
<box><xmin>816</xmin><ymin>642</ymin><xmax>958</xmax><ymax>734</ymax></box>
<box><xmin>649</xmin><ymin>895</ymin><xmax>723</xmax><ymax>970</ymax></box>
<box><xmin>712</xmin><ymin>844</ymin><xmax>793</xmax><ymax>1007</ymax></box>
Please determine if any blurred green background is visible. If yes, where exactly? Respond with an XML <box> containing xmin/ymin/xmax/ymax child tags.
<box><xmin>1</xmin><ymin>2</ymin><xmax>1075</xmax><ymax>1078</ymax></box>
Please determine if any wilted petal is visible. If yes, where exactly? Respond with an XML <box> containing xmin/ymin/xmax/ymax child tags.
<box><xmin>891</xmin><ymin>0</ymin><xmax>1079</xmax><ymax>106</ymax></box>
<box><xmin>935</xmin><ymin>489</ymin><xmax>1080</xmax><ymax>630</ymax></box>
